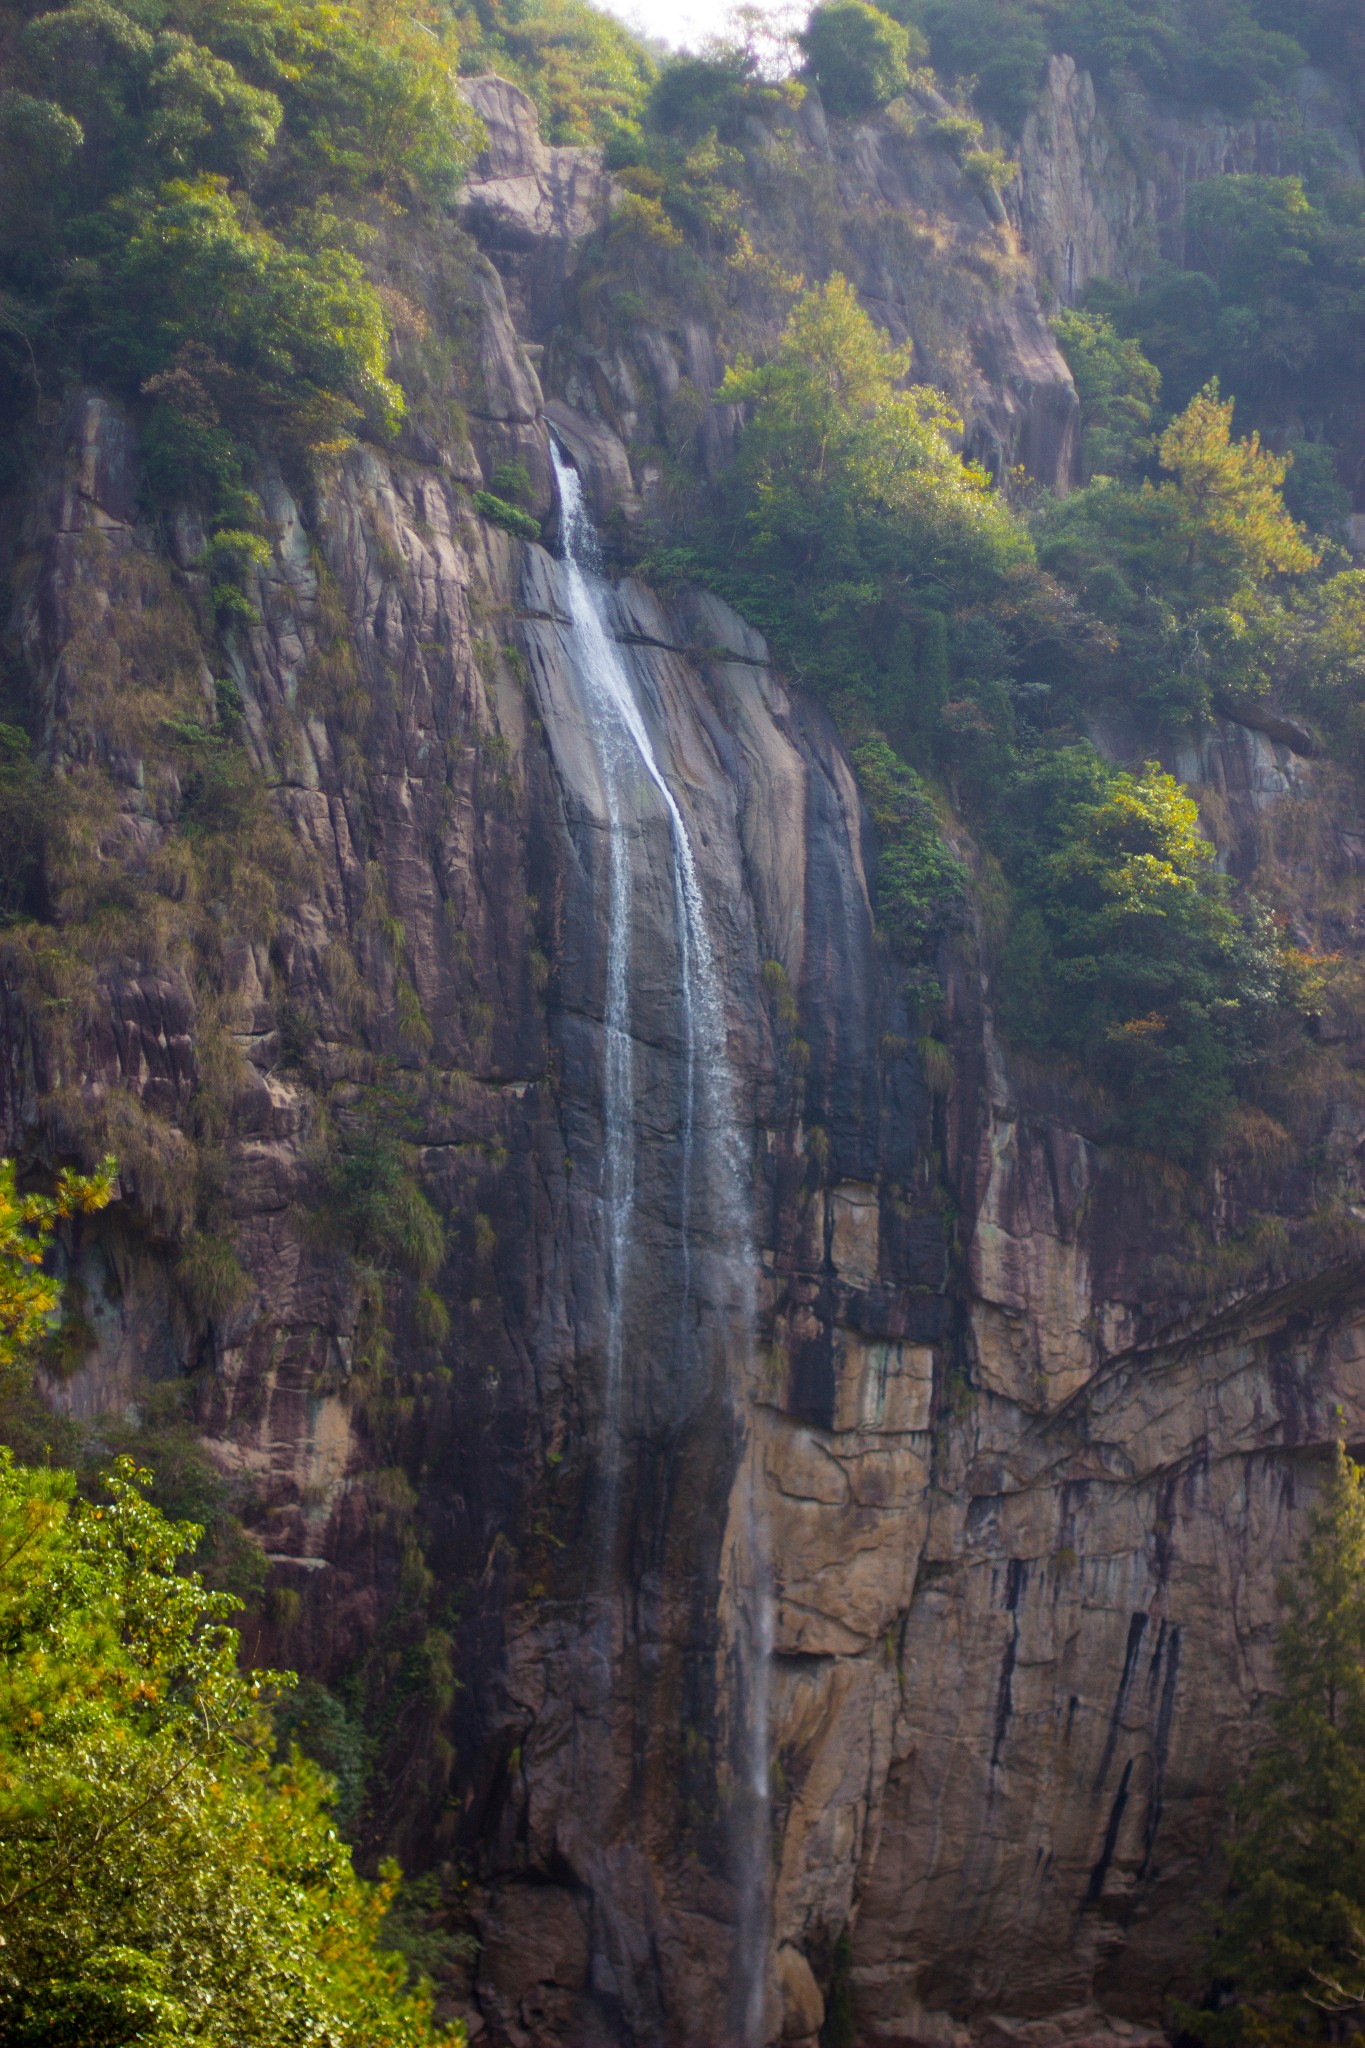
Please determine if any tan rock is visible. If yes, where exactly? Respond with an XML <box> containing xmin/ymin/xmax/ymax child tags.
<box><xmin>775</xmin><ymin>1943</ymin><xmax>825</xmax><ymax>2042</ymax></box>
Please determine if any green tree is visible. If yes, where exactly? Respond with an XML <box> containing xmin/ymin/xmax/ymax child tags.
<box><xmin>1182</xmin><ymin>1442</ymin><xmax>1365</xmax><ymax>2044</ymax></box>
<box><xmin>800</xmin><ymin>0</ymin><xmax>917</xmax><ymax>117</ymax></box>
<box><xmin>718</xmin><ymin>274</ymin><xmax>1026</xmax><ymax>643</ymax></box>
<box><xmin>893</xmin><ymin>0</ymin><xmax>1302</xmax><ymax>125</ymax></box>
<box><xmin>1032</xmin><ymin>380</ymin><xmax>1321</xmax><ymax>726</ymax></box>
<box><xmin>0</xmin><ymin>1452</ymin><xmax>459</xmax><ymax>2046</ymax></box>
<box><xmin>851</xmin><ymin>736</ymin><xmax>965</xmax><ymax>993</ymax></box>
<box><xmin>0</xmin><ymin>0</ymin><xmax>484</xmax><ymax>521</ymax></box>
<box><xmin>1160</xmin><ymin>381</ymin><xmax>1318</xmax><ymax>593</ymax></box>
<box><xmin>0</xmin><ymin>1155</ymin><xmax>114</xmax><ymax>1391</ymax></box>
<box><xmin>102</xmin><ymin>174</ymin><xmax>403</xmax><ymax>448</ymax></box>
<box><xmin>891</xmin><ymin>0</ymin><xmax>1047</xmax><ymax>129</ymax></box>
<box><xmin>993</xmin><ymin>751</ymin><xmax>1281</xmax><ymax>1157</ymax></box>
<box><xmin>0</xmin><ymin>728</ymin><xmax>51</xmax><ymax>924</ymax></box>
<box><xmin>703</xmin><ymin>279</ymin><xmax>1289</xmax><ymax>1156</ymax></box>
<box><xmin>0</xmin><ymin>1170</ymin><xmax>456</xmax><ymax>2039</ymax></box>
<box><xmin>1053</xmin><ymin>306</ymin><xmax>1161</xmax><ymax>482</ymax></box>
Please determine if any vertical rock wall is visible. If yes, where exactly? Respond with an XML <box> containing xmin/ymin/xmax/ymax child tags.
<box><xmin>5</xmin><ymin>61</ymin><xmax>1365</xmax><ymax>2048</ymax></box>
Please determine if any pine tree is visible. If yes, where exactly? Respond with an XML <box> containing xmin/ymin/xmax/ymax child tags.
<box><xmin>1184</xmin><ymin>1442</ymin><xmax>1365</xmax><ymax>2044</ymax></box>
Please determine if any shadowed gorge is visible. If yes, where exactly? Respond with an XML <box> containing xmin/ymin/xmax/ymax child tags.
<box><xmin>5</xmin><ymin>0</ymin><xmax>1365</xmax><ymax>2042</ymax></box>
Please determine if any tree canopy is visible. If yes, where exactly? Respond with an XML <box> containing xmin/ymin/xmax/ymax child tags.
<box><xmin>684</xmin><ymin>278</ymin><xmax>1296</xmax><ymax>1157</ymax></box>
<box><xmin>799</xmin><ymin>1</ymin><xmax>919</xmax><ymax>117</ymax></box>
<box><xmin>0</xmin><ymin>1156</ymin><xmax>114</xmax><ymax>1391</ymax></box>
<box><xmin>0</xmin><ymin>0</ymin><xmax>484</xmax><ymax>521</ymax></box>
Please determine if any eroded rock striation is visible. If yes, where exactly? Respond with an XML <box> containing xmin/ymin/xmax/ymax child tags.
<box><xmin>4</xmin><ymin>60</ymin><xmax>1365</xmax><ymax>2048</ymax></box>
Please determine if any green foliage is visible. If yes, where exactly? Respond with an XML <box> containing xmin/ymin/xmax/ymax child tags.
<box><xmin>0</xmin><ymin>0</ymin><xmax>483</xmax><ymax>522</ymax></box>
<box><xmin>992</xmin><ymin>753</ymin><xmax>1282</xmax><ymax>1157</ymax></box>
<box><xmin>472</xmin><ymin>488</ymin><xmax>542</xmax><ymax>540</ymax></box>
<box><xmin>895</xmin><ymin>0</ymin><xmax>1304</xmax><ymax>131</ymax></box>
<box><xmin>1034</xmin><ymin>382</ymin><xmax>1321</xmax><ymax>728</ymax></box>
<box><xmin>1159</xmin><ymin>382</ymin><xmax>1318</xmax><ymax>589</ymax></box>
<box><xmin>1052</xmin><ymin>306</ymin><xmax>1161</xmax><ymax>481</ymax></box>
<box><xmin>322</xmin><ymin>1090</ymin><xmax>445</xmax><ymax>1292</ymax></box>
<box><xmin>961</xmin><ymin>144</ymin><xmax>1019</xmax><ymax>195</ymax></box>
<box><xmin>1280</xmin><ymin>440</ymin><xmax>1351</xmax><ymax>535</ymax></box>
<box><xmin>851</xmin><ymin>737</ymin><xmax>965</xmax><ymax>994</ymax></box>
<box><xmin>800</xmin><ymin>1</ymin><xmax>918</xmax><ymax>118</ymax></box>
<box><xmin>699</xmin><ymin>279</ymin><xmax>1304</xmax><ymax>1153</ymax></box>
<box><xmin>452</xmin><ymin>0</ymin><xmax>655</xmax><ymax>144</ymax></box>
<box><xmin>0</xmin><ymin>1156</ymin><xmax>115</xmax><ymax>1393</ymax></box>
<box><xmin>0</xmin><ymin>726</ymin><xmax>49</xmax><ymax>925</ymax></box>
<box><xmin>273</xmin><ymin>1677</ymin><xmax>371</xmax><ymax>1835</ymax></box>
<box><xmin>890</xmin><ymin>0</ymin><xmax>1048</xmax><ymax>129</ymax></box>
<box><xmin>1086</xmin><ymin>177</ymin><xmax>1365</xmax><ymax>505</ymax></box>
<box><xmin>0</xmin><ymin>1449</ymin><xmax>457</xmax><ymax>2046</ymax></box>
<box><xmin>176</xmin><ymin>1227</ymin><xmax>251</xmax><ymax>1324</ymax></box>
<box><xmin>489</xmin><ymin>458</ymin><xmax>533</xmax><ymax>504</ymax></box>
<box><xmin>105</xmin><ymin>175</ymin><xmax>403</xmax><ymax>448</ymax></box>
<box><xmin>1256</xmin><ymin>0</ymin><xmax>1365</xmax><ymax>116</ymax></box>
<box><xmin>1275</xmin><ymin>571</ymin><xmax>1365</xmax><ymax>765</ymax></box>
<box><xmin>648</xmin><ymin>46</ymin><xmax>756</xmax><ymax>143</ymax></box>
<box><xmin>1180</xmin><ymin>1443</ymin><xmax>1365</xmax><ymax>2044</ymax></box>
<box><xmin>714</xmin><ymin>275</ymin><xmax>1027</xmax><ymax>688</ymax></box>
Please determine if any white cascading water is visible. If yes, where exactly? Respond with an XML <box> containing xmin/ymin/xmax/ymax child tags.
<box><xmin>550</xmin><ymin>441</ymin><xmax>773</xmax><ymax>2043</ymax></box>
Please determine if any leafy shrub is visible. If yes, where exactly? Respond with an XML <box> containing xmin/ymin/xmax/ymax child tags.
<box><xmin>891</xmin><ymin>0</ymin><xmax>1049</xmax><ymax>129</ymax></box>
<box><xmin>104</xmin><ymin>175</ymin><xmax>403</xmax><ymax>447</ymax></box>
<box><xmin>452</xmin><ymin>0</ymin><xmax>656</xmax><ymax>145</ymax></box>
<box><xmin>489</xmin><ymin>457</ymin><xmax>534</xmax><ymax>503</ymax></box>
<box><xmin>992</xmin><ymin>751</ymin><xmax>1283</xmax><ymax>1157</ymax></box>
<box><xmin>801</xmin><ymin>0</ymin><xmax>918</xmax><ymax>117</ymax></box>
<box><xmin>0</xmin><ymin>726</ymin><xmax>49</xmax><ymax>924</ymax></box>
<box><xmin>715</xmin><ymin>275</ymin><xmax>1027</xmax><ymax>669</ymax></box>
<box><xmin>852</xmin><ymin>737</ymin><xmax>965</xmax><ymax>976</ymax></box>
<box><xmin>962</xmin><ymin>144</ymin><xmax>1019</xmax><ymax>195</ymax></box>
<box><xmin>322</xmin><ymin>1109</ymin><xmax>445</xmax><ymax>1287</ymax></box>
<box><xmin>1053</xmin><ymin>307</ymin><xmax>1161</xmax><ymax>481</ymax></box>
<box><xmin>472</xmin><ymin>489</ymin><xmax>542</xmax><ymax>540</ymax></box>
<box><xmin>176</xmin><ymin>1227</ymin><xmax>252</xmax><ymax>1324</ymax></box>
<box><xmin>649</xmin><ymin>46</ymin><xmax>754</xmax><ymax>141</ymax></box>
<box><xmin>0</xmin><ymin>1156</ymin><xmax>114</xmax><ymax>1390</ymax></box>
<box><xmin>1280</xmin><ymin>440</ymin><xmax>1351</xmax><ymax>535</ymax></box>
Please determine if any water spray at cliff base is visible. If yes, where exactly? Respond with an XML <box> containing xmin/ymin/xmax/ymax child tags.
<box><xmin>551</xmin><ymin>439</ymin><xmax>777</xmax><ymax>2043</ymax></box>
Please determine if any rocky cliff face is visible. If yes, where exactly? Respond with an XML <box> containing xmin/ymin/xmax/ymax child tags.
<box><xmin>6</xmin><ymin>61</ymin><xmax>1365</xmax><ymax>2048</ymax></box>
<box><xmin>1015</xmin><ymin>52</ymin><xmax>1363</xmax><ymax>310</ymax></box>
<box><xmin>461</xmin><ymin>73</ymin><xmax>1081</xmax><ymax>500</ymax></box>
<box><xmin>1013</xmin><ymin>53</ymin><xmax>1365</xmax><ymax>534</ymax></box>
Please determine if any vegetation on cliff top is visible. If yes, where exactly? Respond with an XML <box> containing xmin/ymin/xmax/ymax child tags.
<box><xmin>0</xmin><ymin>0</ymin><xmax>483</xmax><ymax>520</ymax></box>
<box><xmin>558</xmin><ymin>0</ymin><xmax>1363</xmax><ymax>1160</ymax></box>
<box><xmin>450</xmin><ymin>0</ymin><xmax>656</xmax><ymax>143</ymax></box>
<box><xmin>892</xmin><ymin>0</ymin><xmax>1353</xmax><ymax>131</ymax></box>
<box><xmin>653</xmin><ymin>276</ymin><xmax>1322</xmax><ymax>1158</ymax></box>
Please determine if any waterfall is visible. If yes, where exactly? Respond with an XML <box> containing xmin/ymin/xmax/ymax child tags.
<box><xmin>550</xmin><ymin>442</ymin><xmax>773</xmax><ymax>2043</ymax></box>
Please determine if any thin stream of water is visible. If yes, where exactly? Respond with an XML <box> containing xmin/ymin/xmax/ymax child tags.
<box><xmin>551</xmin><ymin>440</ymin><xmax>772</xmax><ymax>2042</ymax></box>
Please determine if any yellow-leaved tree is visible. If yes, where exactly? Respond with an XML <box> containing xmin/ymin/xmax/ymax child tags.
<box><xmin>1159</xmin><ymin>381</ymin><xmax>1319</xmax><ymax>593</ymax></box>
<box><xmin>0</xmin><ymin>1154</ymin><xmax>115</xmax><ymax>1389</ymax></box>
